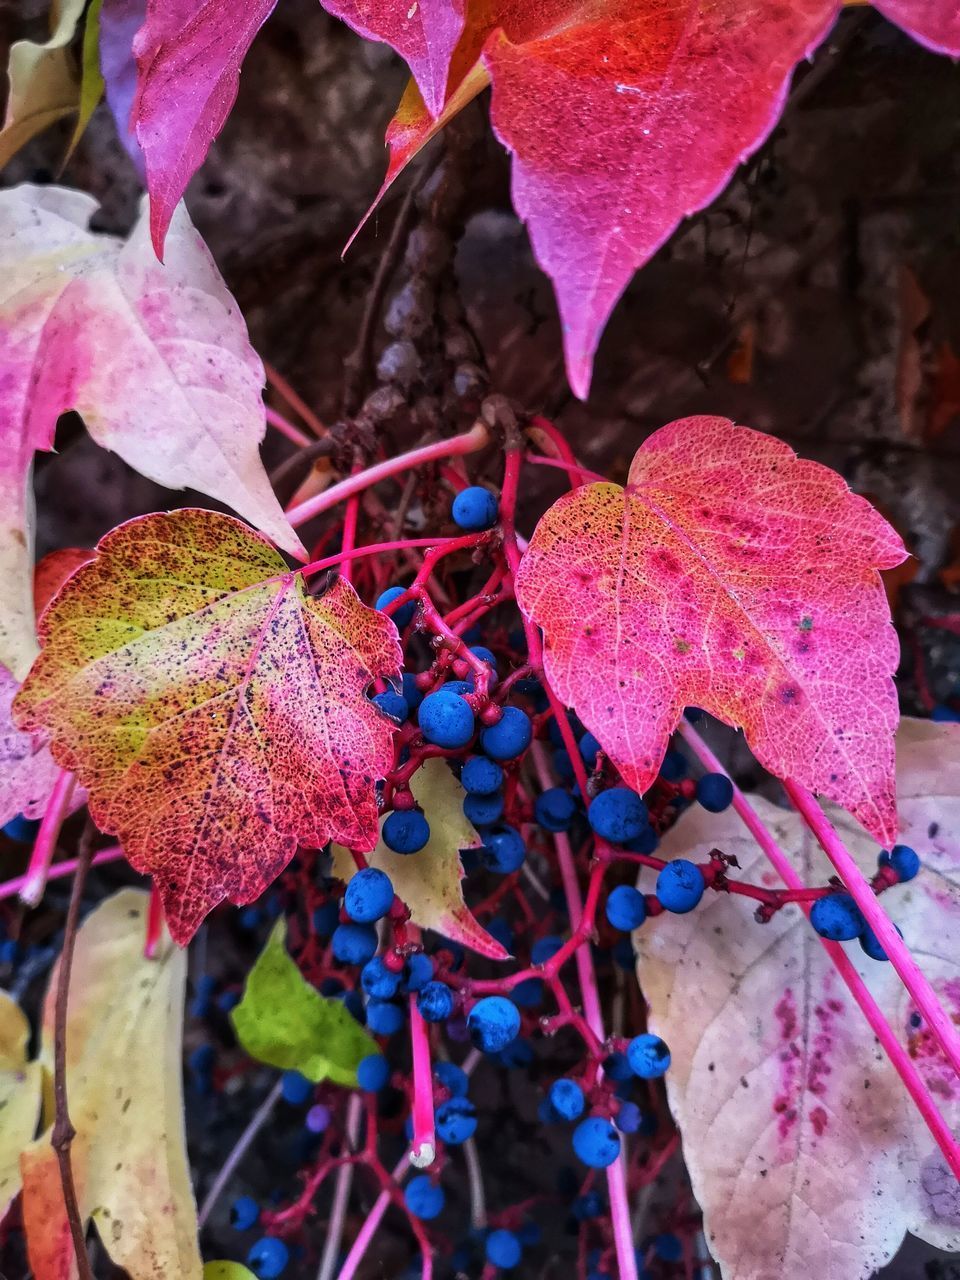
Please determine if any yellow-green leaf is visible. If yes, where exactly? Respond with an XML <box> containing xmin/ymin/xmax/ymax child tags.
<box><xmin>204</xmin><ymin>1264</ymin><xmax>258</xmax><ymax>1280</ymax></box>
<box><xmin>0</xmin><ymin>990</ymin><xmax>42</xmax><ymax>1220</ymax></box>
<box><xmin>66</xmin><ymin>0</ymin><xmax>105</xmax><ymax>160</ymax></box>
<box><xmin>20</xmin><ymin>889</ymin><xmax>202</xmax><ymax>1280</ymax></box>
<box><xmin>0</xmin><ymin>0</ymin><xmax>87</xmax><ymax>168</ymax></box>
<box><xmin>231</xmin><ymin>918</ymin><xmax>376</xmax><ymax>1086</ymax></box>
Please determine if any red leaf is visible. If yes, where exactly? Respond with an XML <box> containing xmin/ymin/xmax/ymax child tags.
<box><xmin>14</xmin><ymin>509</ymin><xmax>402</xmax><ymax>944</ymax></box>
<box><xmin>514</xmin><ymin>416</ymin><xmax>907</xmax><ymax>843</ymax></box>
<box><xmin>133</xmin><ymin>0</ymin><xmax>278</xmax><ymax>255</ymax></box>
<box><xmin>873</xmin><ymin>0</ymin><xmax>960</xmax><ymax>55</ymax></box>
<box><xmin>33</xmin><ymin>547</ymin><xmax>94</xmax><ymax>618</ymax></box>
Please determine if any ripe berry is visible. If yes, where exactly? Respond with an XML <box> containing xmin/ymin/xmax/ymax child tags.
<box><xmin>615</xmin><ymin>1101</ymin><xmax>642</xmax><ymax>1133</ymax></box>
<box><xmin>402</xmin><ymin>952</ymin><xmax>434</xmax><ymax>992</ymax></box>
<box><xmin>468</xmin><ymin>643</ymin><xmax>499</xmax><ymax>671</ymax></box>
<box><xmin>481</xmin><ymin>825</ymin><xmax>526</xmax><ymax>874</ymax></box>
<box><xmin>247</xmin><ymin>1236</ymin><xmax>290</xmax><ymax>1278</ymax></box>
<box><xmin>401</xmin><ymin>671</ymin><xmax>425</xmax><ymax>710</ymax></box>
<box><xmin>366</xmin><ymin>999</ymin><xmax>405</xmax><ymax>1035</ymax></box>
<box><xmin>361</xmin><ymin>956</ymin><xmax>401</xmax><ymax>999</ymax></box>
<box><xmin>405</xmin><ymin>1174</ymin><xmax>445</xmax><ymax>1220</ymax></box>
<box><xmin>603</xmin><ymin>1051</ymin><xmax>632</xmax><ymax>1082</ymax></box>
<box><xmin>605</xmin><ymin>885</ymin><xmax>647</xmax><ymax>931</ymax></box>
<box><xmin>535</xmin><ymin>787</ymin><xmax>578</xmax><ymax>832</ymax></box>
<box><xmin>860</xmin><ymin>922</ymin><xmax>902</xmax><ymax>962</ymax></box>
<box><xmin>660</xmin><ymin>749</ymin><xmax>687</xmax><ymax>781</ymax></box>
<box><xmin>531</xmin><ymin>935</ymin><xmax>564</xmax><ymax>965</ymax></box>
<box><xmin>463</xmin><ymin>790</ymin><xmax>505</xmax><ymax>828</ymax></box>
<box><xmin>280</xmin><ymin>1071</ymin><xmax>312</xmax><ymax>1105</ymax></box>
<box><xmin>572</xmin><ymin>1190</ymin><xmax>604</xmax><ymax>1220</ymax></box>
<box><xmin>434</xmin><ymin>1060</ymin><xmax>469</xmax><ymax>1098</ymax></box>
<box><xmin>230</xmin><ymin>1195</ymin><xmax>260</xmax><ymax>1230</ymax></box>
<box><xmin>357</xmin><ymin>1053</ymin><xmax>391</xmax><ymax>1092</ymax></box>
<box><xmin>696</xmin><ymin>772</ymin><xmax>734</xmax><ymax>813</ymax></box>
<box><xmin>436</xmin><ymin>1097</ymin><xmax>478</xmax><ymax>1144</ymax></box>
<box><xmin>627</xmin><ymin>1032</ymin><xmax>671</xmax><ymax>1079</ymax></box>
<box><xmin>480</xmin><ymin>706</ymin><xmax>533</xmax><ymax>761</ymax></box>
<box><xmin>306</xmin><ymin>1103</ymin><xmax>331</xmax><ymax>1132</ymax></box>
<box><xmin>578</xmin><ymin>731</ymin><xmax>601</xmax><ymax>765</ymax></box>
<box><xmin>418</xmin><ymin>690</ymin><xmax>475</xmax><ymax>749</ymax></box>
<box><xmin>344</xmin><ymin>867</ymin><xmax>394</xmax><ymax>923</ymax></box>
<box><xmin>810</xmin><ymin>891</ymin><xmax>864</xmax><ymax>941</ymax></box>
<box><xmin>468</xmin><ymin>996</ymin><xmax>521</xmax><ymax>1053</ymax></box>
<box><xmin>461</xmin><ymin>756</ymin><xmax>503</xmax><ymax>795</ymax></box>
<box><xmin>879</xmin><ymin>844</ymin><xmax>920</xmax><ymax>882</ymax></box>
<box><xmin>486</xmin><ymin>1229</ymin><xmax>522</xmax><ymax>1269</ymax></box>
<box><xmin>452</xmin><ymin>485</ymin><xmax>498</xmax><ymax>531</ymax></box>
<box><xmin>331</xmin><ymin>922</ymin><xmax>378</xmax><ymax>966</ymax></box>
<box><xmin>588</xmin><ymin>788</ymin><xmax>648</xmax><ymax>844</ymax></box>
<box><xmin>656</xmin><ymin>860</ymin><xmax>705</xmax><ymax>913</ymax></box>
<box><xmin>549</xmin><ymin>1078</ymin><xmax>585</xmax><ymax>1122</ymax></box>
<box><xmin>372</xmin><ymin>689</ymin><xmax>409</xmax><ymax>723</ymax></box>
<box><xmin>417</xmin><ymin>981</ymin><xmax>455</xmax><ymax>1023</ymax></box>
<box><xmin>375</xmin><ymin>585</ymin><xmax>416</xmax><ymax>629</ymax></box>
<box><xmin>383</xmin><ymin>809</ymin><xmax>430</xmax><ymax>854</ymax></box>
<box><xmin>572</xmin><ymin>1116</ymin><xmax>621</xmax><ymax>1168</ymax></box>
<box><xmin>654</xmin><ymin>1232</ymin><xmax>683</xmax><ymax>1262</ymax></box>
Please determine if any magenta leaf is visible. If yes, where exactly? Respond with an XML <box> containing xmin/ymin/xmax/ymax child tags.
<box><xmin>100</xmin><ymin>0</ymin><xmax>147</xmax><ymax>177</ymax></box>
<box><xmin>873</xmin><ymin>0</ymin><xmax>960</xmax><ymax>55</ymax></box>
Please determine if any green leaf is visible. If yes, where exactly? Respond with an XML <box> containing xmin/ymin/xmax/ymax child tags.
<box><xmin>66</xmin><ymin>0</ymin><xmax>105</xmax><ymax>161</ymax></box>
<box><xmin>204</xmin><ymin>1264</ymin><xmax>258</xmax><ymax>1280</ymax></box>
<box><xmin>231</xmin><ymin>918</ymin><xmax>376</xmax><ymax>1085</ymax></box>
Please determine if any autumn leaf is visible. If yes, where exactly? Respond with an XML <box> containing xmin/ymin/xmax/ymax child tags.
<box><xmin>635</xmin><ymin>716</ymin><xmax>960</xmax><ymax>1280</ymax></box>
<box><xmin>14</xmin><ymin>509</ymin><xmax>402</xmax><ymax>944</ymax></box>
<box><xmin>515</xmin><ymin>416</ymin><xmax>907</xmax><ymax>844</ymax></box>
<box><xmin>20</xmin><ymin>889</ymin><xmax>202</xmax><ymax>1280</ymax></box>
<box><xmin>33</xmin><ymin>548</ymin><xmax>95</xmax><ymax>620</ymax></box>
<box><xmin>231</xmin><ymin>919</ymin><xmax>377</xmax><ymax>1084</ymax></box>
<box><xmin>0</xmin><ymin>183</ymin><xmax>303</xmax><ymax>680</ymax></box>
<box><xmin>0</xmin><ymin>664</ymin><xmax>66</xmax><ymax>829</ymax></box>
<box><xmin>873</xmin><ymin>0</ymin><xmax>960</xmax><ymax>55</ymax></box>
<box><xmin>0</xmin><ymin>991</ymin><xmax>42</xmax><ymax>1220</ymax></box>
<box><xmin>0</xmin><ymin>0</ymin><xmax>86</xmax><ymax>168</ymax></box>
<box><xmin>204</xmin><ymin>1265</ymin><xmax>257</xmax><ymax>1280</ymax></box>
<box><xmin>100</xmin><ymin>0</ymin><xmax>147</xmax><ymax>175</ymax></box>
<box><xmin>65</xmin><ymin>0</ymin><xmax>106</xmax><ymax>161</ymax></box>
<box><xmin>331</xmin><ymin>757</ymin><xmax>511</xmax><ymax>960</ymax></box>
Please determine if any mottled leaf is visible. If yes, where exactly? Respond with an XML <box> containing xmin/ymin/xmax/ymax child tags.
<box><xmin>515</xmin><ymin>416</ymin><xmax>906</xmax><ymax>843</ymax></box>
<box><xmin>132</xmin><ymin>0</ymin><xmax>278</xmax><ymax>254</ymax></box>
<box><xmin>0</xmin><ymin>183</ymin><xmax>303</xmax><ymax>677</ymax></box>
<box><xmin>635</xmin><ymin>716</ymin><xmax>960</xmax><ymax>1280</ymax></box>
<box><xmin>0</xmin><ymin>0</ymin><xmax>86</xmax><ymax>168</ymax></box>
<box><xmin>0</xmin><ymin>991</ymin><xmax>42</xmax><ymax>1219</ymax></box>
<box><xmin>231</xmin><ymin>918</ymin><xmax>376</xmax><ymax>1084</ymax></box>
<box><xmin>331</xmin><ymin>757</ymin><xmax>510</xmax><ymax>960</ymax></box>
<box><xmin>34</xmin><ymin>548</ymin><xmax>95</xmax><ymax>619</ymax></box>
<box><xmin>14</xmin><ymin>509</ymin><xmax>402</xmax><ymax>944</ymax></box>
<box><xmin>20</xmin><ymin>889</ymin><xmax>201</xmax><ymax>1280</ymax></box>
<box><xmin>0</xmin><ymin>663</ymin><xmax>64</xmax><ymax>827</ymax></box>
<box><xmin>874</xmin><ymin>0</ymin><xmax>960</xmax><ymax>55</ymax></box>
<box><xmin>100</xmin><ymin>0</ymin><xmax>147</xmax><ymax>175</ymax></box>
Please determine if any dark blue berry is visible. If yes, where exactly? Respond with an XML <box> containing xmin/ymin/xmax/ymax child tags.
<box><xmin>810</xmin><ymin>892</ymin><xmax>864</xmax><ymax>941</ymax></box>
<box><xmin>402</xmin><ymin>952</ymin><xmax>434</xmax><ymax>992</ymax></box>
<box><xmin>383</xmin><ymin>809</ymin><xmax>430</xmax><ymax>854</ymax></box>
<box><xmin>312</xmin><ymin>900</ymin><xmax>339</xmax><ymax>937</ymax></box>
<box><xmin>2</xmin><ymin>814</ymin><xmax>40</xmax><ymax>843</ymax></box>
<box><xmin>452</xmin><ymin>485</ymin><xmax>498</xmax><ymax>531</ymax></box>
<box><xmin>366</xmin><ymin>999</ymin><xmax>405</xmax><ymax>1035</ymax></box>
<box><xmin>375</xmin><ymin>585</ymin><xmax>416</xmax><ymax>628</ymax></box>
<box><xmin>480</xmin><ymin>707</ymin><xmax>533</xmax><ymax>761</ymax></box>
<box><xmin>436</xmin><ymin>1097</ymin><xmax>478</xmax><ymax>1144</ymax></box>
<box><xmin>461</xmin><ymin>756</ymin><xmax>504</xmax><ymax>795</ymax></box>
<box><xmin>344</xmin><ymin>867</ymin><xmax>394</xmax><ymax>923</ymax></box>
<box><xmin>512</xmin><ymin>977</ymin><xmax>545</xmax><ymax>1007</ymax></box>
<box><xmin>656</xmin><ymin>860</ymin><xmax>705</xmax><ymax>913</ymax></box>
<box><xmin>588</xmin><ymin>788</ymin><xmax>648</xmax><ymax>844</ymax></box>
<box><xmin>463</xmin><ymin>790</ymin><xmax>505</xmax><ymax>827</ymax></box>
<box><xmin>654</xmin><ymin>1232</ymin><xmax>683</xmax><ymax>1262</ymax></box>
<box><xmin>880</xmin><ymin>844</ymin><xmax>920</xmax><ymax>882</ymax></box>
<box><xmin>535</xmin><ymin>787</ymin><xmax>578</xmax><ymax>832</ymax></box>
<box><xmin>602</xmin><ymin>1051</ymin><xmax>632</xmax><ymax>1082</ymax></box>
<box><xmin>230</xmin><ymin>1195</ymin><xmax>260</xmax><ymax>1229</ymax></box>
<box><xmin>247</xmin><ymin>1236</ymin><xmax>289</xmax><ymax>1278</ymax></box>
<box><xmin>418</xmin><ymin>690</ymin><xmax>475</xmax><ymax>749</ymax></box>
<box><xmin>486</xmin><ymin>1229</ymin><xmax>522</xmax><ymax>1269</ymax></box>
<box><xmin>531</xmin><ymin>935</ymin><xmax>564</xmax><ymax>965</ymax></box>
<box><xmin>467</xmin><ymin>996</ymin><xmax>520</xmax><ymax>1053</ymax></box>
<box><xmin>860</xmin><ymin>922</ymin><xmax>902</xmax><ymax>962</ymax></box>
<box><xmin>572</xmin><ymin>1116</ymin><xmax>621</xmax><ymax>1168</ymax></box>
<box><xmin>401</xmin><ymin>671</ymin><xmax>425</xmax><ymax>710</ymax></box>
<box><xmin>434</xmin><ymin>1060</ymin><xmax>468</xmax><ymax>1098</ymax></box>
<box><xmin>404</xmin><ymin>1174</ymin><xmax>445</xmax><ymax>1220</ymax></box>
<box><xmin>627</xmin><ymin>1033</ymin><xmax>671</xmax><ymax>1079</ymax></box>
<box><xmin>616</xmin><ymin>1101</ymin><xmax>642</xmax><ymax>1133</ymax></box>
<box><xmin>372</xmin><ymin>690</ymin><xmax>409</xmax><ymax>723</ymax></box>
<box><xmin>361</xmin><ymin>957</ymin><xmax>401</xmax><ymax>999</ymax></box>
<box><xmin>331</xmin><ymin>922</ymin><xmax>378</xmax><ymax>966</ymax></box>
<box><xmin>696</xmin><ymin>772</ymin><xmax>734</xmax><ymax>813</ymax></box>
<box><xmin>605</xmin><ymin>885</ymin><xmax>647</xmax><ymax>931</ymax></box>
<box><xmin>281</xmin><ymin>1071</ymin><xmax>312</xmax><ymax>1105</ymax></box>
<box><xmin>578</xmin><ymin>731</ymin><xmax>601</xmax><ymax>765</ymax></box>
<box><xmin>417</xmin><ymin>981</ymin><xmax>455</xmax><ymax>1023</ymax></box>
<box><xmin>357</xmin><ymin>1053</ymin><xmax>391</xmax><ymax>1092</ymax></box>
<box><xmin>660</xmin><ymin>749</ymin><xmax>687</xmax><ymax>781</ymax></box>
<box><xmin>572</xmin><ymin>1191</ymin><xmax>604</xmax><ymax>1220</ymax></box>
<box><xmin>485</xmin><ymin>915</ymin><xmax>514</xmax><ymax>953</ymax></box>
<box><xmin>481</xmin><ymin>825</ymin><xmax>526</xmax><ymax>874</ymax></box>
<box><xmin>549</xmin><ymin>1078</ymin><xmax>585</xmax><ymax>1121</ymax></box>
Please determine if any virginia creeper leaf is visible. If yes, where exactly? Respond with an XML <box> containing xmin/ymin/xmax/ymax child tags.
<box><xmin>204</xmin><ymin>1266</ymin><xmax>258</xmax><ymax>1280</ymax></box>
<box><xmin>14</xmin><ymin>509</ymin><xmax>402</xmax><ymax>944</ymax></box>
<box><xmin>515</xmin><ymin>416</ymin><xmax>906</xmax><ymax>843</ymax></box>
<box><xmin>331</xmin><ymin>757</ymin><xmax>511</xmax><ymax>960</ymax></box>
<box><xmin>0</xmin><ymin>0</ymin><xmax>86</xmax><ymax>168</ymax></box>
<box><xmin>33</xmin><ymin>548</ymin><xmax>95</xmax><ymax>620</ymax></box>
<box><xmin>635</xmin><ymin>717</ymin><xmax>960</xmax><ymax>1280</ymax></box>
<box><xmin>231</xmin><ymin>918</ymin><xmax>377</xmax><ymax>1084</ymax></box>
<box><xmin>65</xmin><ymin>0</ymin><xmax>106</xmax><ymax>161</ymax></box>
<box><xmin>0</xmin><ymin>991</ymin><xmax>42</xmax><ymax>1220</ymax></box>
<box><xmin>132</xmin><ymin>0</ymin><xmax>279</xmax><ymax>254</ymax></box>
<box><xmin>20</xmin><ymin>889</ymin><xmax>201</xmax><ymax>1280</ymax></box>
<box><xmin>0</xmin><ymin>663</ymin><xmax>65</xmax><ymax>828</ymax></box>
<box><xmin>0</xmin><ymin>183</ymin><xmax>303</xmax><ymax>678</ymax></box>
<box><xmin>100</xmin><ymin>0</ymin><xmax>147</xmax><ymax>175</ymax></box>
<box><xmin>873</xmin><ymin>1</ymin><xmax>960</xmax><ymax>55</ymax></box>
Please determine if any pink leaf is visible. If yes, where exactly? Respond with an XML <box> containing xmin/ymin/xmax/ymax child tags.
<box><xmin>100</xmin><ymin>0</ymin><xmax>147</xmax><ymax>177</ymax></box>
<box><xmin>873</xmin><ymin>0</ymin><xmax>960</xmax><ymax>55</ymax></box>
<box><xmin>0</xmin><ymin>664</ymin><xmax>64</xmax><ymax>827</ymax></box>
<box><xmin>133</xmin><ymin>0</ymin><xmax>278</xmax><ymax>255</ymax></box>
<box><xmin>515</xmin><ymin>416</ymin><xmax>907</xmax><ymax>843</ymax></box>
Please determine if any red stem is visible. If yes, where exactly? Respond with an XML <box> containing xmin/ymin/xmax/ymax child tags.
<box><xmin>20</xmin><ymin>770</ymin><xmax>77</xmax><ymax>907</ymax></box>
<box><xmin>409</xmin><ymin>995</ymin><xmax>436</xmax><ymax>1168</ymax></box>
<box><xmin>265</xmin><ymin>405</ymin><xmax>312</xmax><ymax>448</ymax></box>
<box><xmin>144</xmin><ymin>883</ymin><xmax>164</xmax><ymax>959</ymax></box>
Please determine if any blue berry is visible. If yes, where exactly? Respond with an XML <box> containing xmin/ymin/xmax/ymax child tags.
<box><xmin>553</xmin><ymin>747</ymin><xmax>576</xmax><ymax>782</ymax></box>
<box><xmin>344</xmin><ymin>867</ymin><xmax>394</xmax><ymax>923</ymax></box>
<box><xmin>480</xmin><ymin>706</ymin><xmax>532</xmax><ymax>761</ymax></box>
<box><xmin>860</xmin><ymin>922</ymin><xmax>902</xmax><ymax>962</ymax></box>
<box><xmin>366</xmin><ymin>999</ymin><xmax>405</xmax><ymax>1035</ymax></box>
<box><xmin>486</xmin><ymin>1229</ymin><xmax>522</xmax><ymax>1269</ymax></box>
<box><xmin>624</xmin><ymin>825</ymin><xmax>659</xmax><ymax>855</ymax></box>
<box><xmin>519</xmin><ymin>1221</ymin><xmax>541</xmax><ymax>1247</ymax></box>
<box><xmin>383</xmin><ymin>809</ymin><xmax>430</xmax><ymax>854</ymax></box>
<box><xmin>572</xmin><ymin>1190</ymin><xmax>604</xmax><ymax>1220</ymax></box>
<box><xmin>238</xmin><ymin>906</ymin><xmax>263</xmax><ymax>931</ymax></box>
<box><xmin>932</xmin><ymin>703</ymin><xmax>960</xmax><ymax>722</ymax></box>
<box><xmin>589</xmin><ymin>788</ymin><xmax>647</xmax><ymax>844</ymax></box>
<box><xmin>247</xmin><ymin>1236</ymin><xmax>290</xmax><ymax>1278</ymax></box>
<box><xmin>331</xmin><ymin>922</ymin><xmax>378</xmax><ymax>965</ymax></box>
<box><xmin>361</xmin><ymin>957</ymin><xmax>401</xmax><ymax>999</ymax></box>
<box><xmin>549</xmin><ymin>1078</ymin><xmax>585</xmax><ymax>1122</ymax></box>
<box><xmin>627</xmin><ymin>1033</ymin><xmax>671</xmax><ymax>1079</ymax></box>
<box><xmin>572</xmin><ymin>1116</ymin><xmax>621</xmax><ymax>1168</ymax></box>
<box><xmin>578</xmin><ymin>731</ymin><xmax>601</xmax><ymax>765</ymax></box>
<box><xmin>417</xmin><ymin>981</ymin><xmax>455</xmax><ymax>1023</ymax></box>
<box><xmin>418</xmin><ymin>690</ymin><xmax>475</xmax><ymax>749</ymax></box>
<box><xmin>461</xmin><ymin>756</ymin><xmax>503</xmax><ymax>795</ymax></box>
<box><xmin>498</xmin><ymin>1037</ymin><xmax>534</xmax><ymax>1068</ymax></box>
<box><xmin>372</xmin><ymin>690</ymin><xmax>409</xmax><ymax>723</ymax></box>
<box><xmin>230</xmin><ymin>1195</ymin><xmax>260</xmax><ymax>1229</ymax></box>
<box><xmin>660</xmin><ymin>748</ymin><xmax>687</xmax><ymax>781</ymax></box>
<box><xmin>357</xmin><ymin>1053</ymin><xmax>391</xmax><ymax>1092</ymax></box>
<box><xmin>468</xmin><ymin>644</ymin><xmax>499</xmax><ymax>671</ymax></box>
<box><xmin>376</xmin><ymin>585</ymin><xmax>416</xmax><ymax>628</ymax></box>
<box><xmin>402</xmin><ymin>952</ymin><xmax>434</xmax><ymax>992</ymax></box>
<box><xmin>217</xmin><ymin>990</ymin><xmax>240</xmax><ymax>1012</ymax></box>
<box><xmin>452</xmin><ymin>485</ymin><xmax>498</xmax><ymax>531</ymax></box>
<box><xmin>405</xmin><ymin>1174</ymin><xmax>445</xmax><ymax>1220</ymax></box>
<box><xmin>880</xmin><ymin>844</ymin><xmax>921</xmax><ymax>882</ymax></box>
<box><xmin>616</xmin><ymin>1101</ymin><xmax>642</xmax><ymax>1133</ymax></box>
<box><xmin>463</xmin><ymin>790</ymin><xmax>505</xmax><ymax>828</ymax></box>
<box><xmin>281</xmin><ymin>1071</ymin><xmax>312</xmax><ymax>1105</ymax></box>
<box><xmin>531</xmin><ymin>935</ymin><xmax>564</xmax><ymax>966</ymax></box>
<box><xmin>535</xmin><ymin>787</ymin><xmax>578</xmax><ymax>832</ymax></box>
<box><xmin>512</xmin><ymin>977</ymin><xmax>545</xmax><ymax>1007</ymax></box>
<box><xmin>810</xmin><ymin>891</ymin><xmax>864</xmax><ymax>941</ymax></box>
<box><xmin>656</xmin><ymin>860</ymin><xmax>705</xmax><ymax>913</ymax></box>
<box><xmin>436</xmin><ymin>1097</ymin><xmax>478</xmax><ymax>1144</ymax></box>
<box><xmin>696</xmin><ymin>772</ymin><xmax>734</xmax><ymax>813</ymax></box>
<box><xmin>605</xmin><ymin>885</ymin><xmax>647</xmax><ymax>931</ymax></box>
<box><xmin>189</xmin><ymin>1044</ymin><xmax>215</xmax><ymax>1075</ymax></box>
<box><xmin>481</xmin><ymin>825</ymin><xmax>526</xmax><ymax>874</ymax></box>
<box><xmin>401</xmin><ymin>671</ymin><xmax>425</xmax><ymax>710</ymax></box>
<box><xmin>312</xmin><ymin>899</ymin><xmax>339</xmax><ymax>937</ymax></box>
<box><xmin>468</xmin><ymin>996</ymin><xmax>521</xmax><ymax>1053</ymax></box>
<box><xmin>434</xmin><ymin>1061</ymin><xmax>469</xmax><ymax>1098</ymax></box>
<box><xmin>486</xmin><ymin>915</ymin><xmax>514</xmax><ymax>953</ymax></box>
<box><xmin>306</xmin><ymin>1103</ymin><xmax>331</xmax><ymax>1132</ymax></box>
<box><xmin>603</xmin><ymin>1051</ymin><xmax>632</xmax><ymax>1082</ymax></box>
<box><xmin>654</xmin><ymin>1232</ymin><xmax>683</xmax><ymax>1262</ymax></box>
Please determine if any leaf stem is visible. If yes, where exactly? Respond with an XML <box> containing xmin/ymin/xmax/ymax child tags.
<box><xmin>264</xmin><ymin>362</ymin><xmax>327</xmax><ymax>439</ymax></box>
<box><xmin>197</xmin><ymin>1078</ymin><xmax>284</xmax><ymax>1228</ymax></box>
<box><xmin>316</xmin><ymin>1093</ymin><xmax>363</xmax><ymax>1280</ymax></box>
<box><xmin>265</xmin><ymin>405</ymin><xmax>312</xmax><ymax>449</ymax></box>
<box><xmin>333</xmin><ymin>1150</ymin><xmax>412</xmax><ymax>1280</ymax></box>
<box><xmin>409</xmin><ymin>995</ymin><xmax>436</xmax><ymax>1168</ymax></box>
<box><xmin>0</xmin><ymin>845</ymin><xmax>123</xmax><ymax>902</ymax></box>
<box><xmin>20</xmin><ymin>770</ymin><xmax>77</xmax><ymax>907</ymax></box>
<box><xmin>144</xmin><ymin>883</ymin><xmax>164</xmax><ymax>959</ymax></box>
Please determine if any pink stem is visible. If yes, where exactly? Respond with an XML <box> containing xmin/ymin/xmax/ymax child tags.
<box><xmin>19</xmin><ymin>771</ymin><xmax>77</xmax><ymax>907</ymax></box>
<box><xmin>263</xmin><ymin>362</ymin><xmax>327</xmax><ymax>438</ymax></box>
<box><xmin>524</xmin><ymin>453</ymin><xmax>606</xmax><ymax>486</ymax></box>
<box><xmin>287</xmin><ymin>423</ymin><xmax>489</xmax><ymax>529</ymax></box>
<box><xmin>680</xmin><ymin>723</ymin><xmax>960</xmax><ymax>1180</ymax></box>
<box><xmin>144</xmin><ymin>883</ymin><xmax>164</xmax><ymax>959</ymax></box>
<box><xmin>784</xmin><ymin>777</ymin><xmax>960</xmax><ymax>1081</ymax></box>
<box><xmin>265</xmin><ymin>405</ymin><xmax>312</xmax><ymax>448</ymax></box>
<box><xmin>1</xmin><ymin>845</ymin><xmax>124</xmax><ymax>902</ymax></box>
<box><xmin>300</xmin><ymin>536</ymin><xmax>465</xmax><ymax>579</ymax></box>
<box><xmin>317</xmin><ymin>1094</ymin><xmax>363</xmax><ymax>1280</ymax></box>
<box><xmin>334</xmin><ymin>1151</ymin><xmax>412</xmax><ymax>1280</ymax></box>
<box><xmin>409</xmin><ymin>995</ymin><xmax>437</xmax><ymax>1168</ymax></box>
